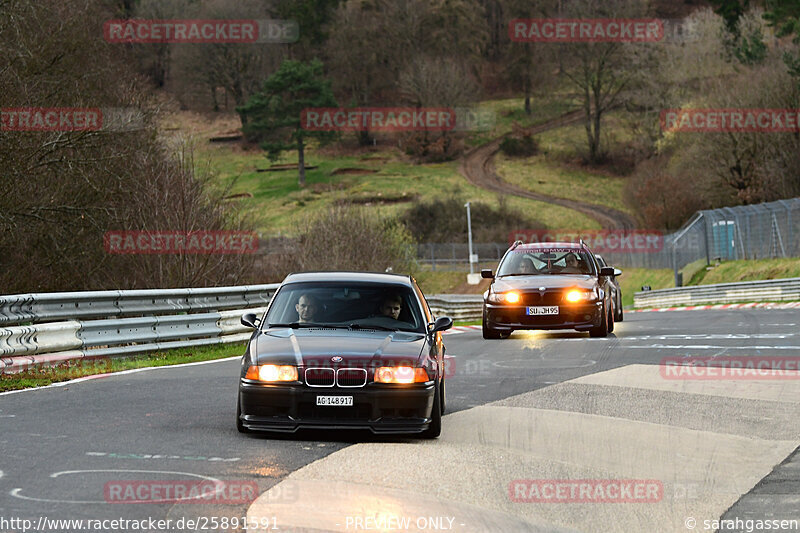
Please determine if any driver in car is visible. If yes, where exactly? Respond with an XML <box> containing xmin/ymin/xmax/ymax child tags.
<box><xmin>295</xmin><ymin>293</ymin><xmax>320</xmax><ymax>323</ymax></box>
<box><xmin>378</xmin><ymin>293</ymin><xmax>403</xmax><ymax>320</ymax></box>
<box><xmin>561</xmin><ymin>253</ymin><xmax>585</xmax><ymax>274</ymax></box>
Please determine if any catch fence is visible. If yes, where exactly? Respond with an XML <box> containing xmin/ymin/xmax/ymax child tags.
<box><xmin>417</xmin><ymin>198</ymin><xmax>800</xmax><ymax>278</ymax></box>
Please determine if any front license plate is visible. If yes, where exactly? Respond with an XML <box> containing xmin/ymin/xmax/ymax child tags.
<box><xmin>316</xmin><ymin>395</ymin><xmax>353</xmax><ymax>407</ymax></box>
<box><xmin>526</xmin><ymin>306</ymin><xmax>559</xmax><ymax>316</ymax></box>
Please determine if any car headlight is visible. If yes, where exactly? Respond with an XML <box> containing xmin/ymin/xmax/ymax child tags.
<box><xmin>245</xmin><ymin>365</ymin><xmax>298</xmax><ymax>382</ymax></box>
<box><xmin>487</xmin><ymin>291</ymin><xmax>521</xmax><ymax>304</ymax></box>
<box><xmin>564</xmin><ymin>289</ymin><xmax>598</xmax><ymax>303</ymax></box>
<box><xmin>374</xmin><ymin>366</ymin><xmax>429</xmax><ymax>384</ymax></box>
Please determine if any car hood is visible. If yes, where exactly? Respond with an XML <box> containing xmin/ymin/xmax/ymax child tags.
<box><xmin>492</xmin><ymin>274</ymin><xmax>597</xmax><ymax>293</ymax></box>
<box><xmin>252</xmin><ymin>328</ymin><xmax>427</xmax><ymax>368</ymax></box>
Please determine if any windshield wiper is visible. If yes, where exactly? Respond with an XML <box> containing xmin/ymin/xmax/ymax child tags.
<box><xmin>347</xmin><ymin>323</ymin><xmax>397</xmax><ymax>331</ymax></box>
<box><xmin>500</xmin><ymin>272</ymin><xmax>542</xmax><ymax>277</ymax></box>
<box><xmin>268</xmin><ymin>322</ymin><xmax>332</xmax><ymax>329</ymax></box>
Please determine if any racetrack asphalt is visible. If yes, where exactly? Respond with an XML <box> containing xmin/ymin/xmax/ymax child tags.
<box><xmin>1</xmin><ymin>308</ymin><xmax>798</xmax><ymax>532</ymax></box>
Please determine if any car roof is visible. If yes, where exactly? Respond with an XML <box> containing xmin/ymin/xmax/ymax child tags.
<box><xmin>514</xmin><ymin>242</ymin><xmax>586</xmax><ymax>251</ymax></box>
<box><xmin>281</xmin><ymin>271</ymin><xmax>415</xmax><ymax>286</ymax></box>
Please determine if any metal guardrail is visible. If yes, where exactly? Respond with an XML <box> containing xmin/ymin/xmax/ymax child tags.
<box><xmin>0</xmin><ymin>285</ymin><xmax>279</xmax><ymax>373</ymax></box>
<box><xmin>0</xmin><ymin>285</ymin><xmax>279</xmax><ymax>325</ymax></box>
<box><xmin>427</xmin><ymin>294</ymin><xmax>483</xmax><ymax>321</ymax></box>
<box><xmin>7</xmin><ymin>276</ymin><xmax>796</xmax><ymax>373</ymax></box>
<box><xmin>634</xmin><ymin>278</ymin><xmax>800</xmax><ymax>308</ymax></box>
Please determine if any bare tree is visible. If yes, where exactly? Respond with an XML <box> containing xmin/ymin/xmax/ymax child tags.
<box><xmin>624</xmin><ymin>8</ymin><xmax>734</xmax><ymax>156</ymax></box>
<box><xmin>326</xmin><ymin>0</ymin><xmax>397</xmax><ymax>144</ymax></box>
<box><xmin>0</xmin><ymin>0</ymin><xmax>254</xmax><ymax>292</ymax></box>
<box><xmin>558</xmin><ymin>0</ymin><xmax>653</xmax><ymax>163</ymax></box>
<box><xmin>132</xmin><ymin>0</ymin><xmax>194</xmax><ymax>87</ymax></box>
<box><xmin>171</xmin><ymin>0</ymin><xmax>285</xmax><ymax>123</ymax></box>
<box><xmin>500</xmin><ymin>0</ymin><xmax>558</xmax><ymax>113</ymax></box>
<box><xmin>686</xmin><ymin>57</ymin><xmax>800</xmax><ymax>204</ymax></box>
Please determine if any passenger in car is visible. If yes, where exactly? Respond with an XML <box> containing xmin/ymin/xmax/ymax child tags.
<box><xmin>295</xmin><ymin>293</ymin><xmax>321</xmax><ymax>323</ymax></box>
<box><xmin>518</xmin><ymin>257</ymin><xmax>536</xmax><ymax>274</ymax></box>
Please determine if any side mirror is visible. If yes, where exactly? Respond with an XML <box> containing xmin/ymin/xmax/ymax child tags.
<box><xmin>613</xmin><ymin>268</ymin><xmax>623</xmax><ymax>277</ymax></box>
<box><xmin>429</xmin><ymin>316</ymin><xmax>453</xmax><ymax>333</ymax></box>
<box><xmin>481</xmin><ymin>269</ymin><xmax>494</xmax><ymax>279</ymax></box>
<box><xmin>241</xmin><ymin>313</ymin><xmax>259</xmax><ymax>329</ymax></box>
<box><xmin>599</xmin><ymin>267</ymin><xmax>615</xmax><ymax>277</ymax></box>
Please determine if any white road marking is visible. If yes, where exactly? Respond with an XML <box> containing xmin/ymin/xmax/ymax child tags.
<box><xmin>0</xmin><ymin>356</ymin><xmax>241</xmax><ymax>397</ymax></box>
<box><xmin>85</xmin><ymin>452</ymin><xmax>240</xmax><ymax>462</ymax></box>
<box><xmin>556</xmin><ymin>334</ymin><xmax>795</xmax><ymax>341</ymax></box>
<box><xmin>10</xmin><ymin>469</ymin><xmax>220</xmax><ymax>504</ymax></box>
<box><xmin>493</xmin><ymin>357</ymin><xmax>596</xmax><ymax>369</ymax></box>
<box><xmin>626</xmin><ymin>345</ymin><xmax>800</xmax><ymax>350</ymax></box>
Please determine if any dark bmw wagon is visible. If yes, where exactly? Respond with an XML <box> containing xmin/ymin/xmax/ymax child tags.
<box><xmin>481</xmin><ymin>241</ymin><xmax>617</xmax><ymax>339</ymax></box>
<box><xmin>236</xmin><ymin>272</ymin><xmax>452</xmax><ymax>438</ymax></box>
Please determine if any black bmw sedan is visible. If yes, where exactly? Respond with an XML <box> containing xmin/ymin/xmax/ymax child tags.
<box><xmin>481</xmin><ymin>241</ymin><xmax>617</xmax><ymax>339</ymax></box>
<box><xmin>236</xmin><ymin>272</ymin><xmax>452</xmax><ymax>438</ymax></box>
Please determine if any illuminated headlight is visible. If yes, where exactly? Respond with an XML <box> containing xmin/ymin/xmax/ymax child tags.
<box><xmin>487</xmin><ymin>291</ymin><xmax>521</xmax><ymax>304</ymax></box>
<box><xmin>564</xmin><ymin>289</ymin><xmax>598</xmax><ymax>303</ymax></box>
<box><xmin>374</xmin><ymin>366</ymin><xmax>429</xmax><ymax>384</ymax></box>
<box><xmin>245</xmin><ymin>365</ymin><xmax>298</xmax><ymax>382</ymax></box>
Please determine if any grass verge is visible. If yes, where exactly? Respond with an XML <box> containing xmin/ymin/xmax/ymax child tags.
<box><xmin>689</xmin><ymin>258</ymin><xmax>800</xmax><ymax>286</ymax></box>
<box><xmin>618</xmin><ymin>268</ymin><xmax>674</xmax><ymax>308</ymax></box>
<box><xmin>0</xmin><ymin>342</ymin><xmax>245</xmax><ymax>392</ymax></box>
<box><xmin>453</xmin><ymin>320</ymin><xmax>481</xmax><ymax>327</ymax></box>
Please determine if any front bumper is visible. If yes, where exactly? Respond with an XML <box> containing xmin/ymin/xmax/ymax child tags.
<box><xmin>484</xmin><ymin>301</ymin><xmax>603</xmax><ymax>331</ymax></box>
<box><xmin>239</xmin><ymin>380</ymin><xmax>435</xmax><ymax>434</ymax></box>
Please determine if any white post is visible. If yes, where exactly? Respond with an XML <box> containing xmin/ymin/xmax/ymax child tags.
<box><xmin>465</xmin><ymin>202</ymin><xmax>474</xmax><ymax>275</ymax></box>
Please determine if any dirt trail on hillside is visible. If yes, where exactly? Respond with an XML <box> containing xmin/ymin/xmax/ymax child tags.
<box><xmin>459</xmin><ymin>110</ymin><xmax>637</xmax><ymax>230</ymax></box>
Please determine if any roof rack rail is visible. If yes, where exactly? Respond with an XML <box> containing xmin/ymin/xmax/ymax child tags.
<box><xmin>511</xmin><ymin>240</ymin><xmax>524</xmax><ymax>250</ymax></box>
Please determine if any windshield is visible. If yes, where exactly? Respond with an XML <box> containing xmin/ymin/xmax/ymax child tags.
<box><xmin>498</xmin><ymin>248</ymin><xmax>596</xmax><ymax>276</ymax></box>
<box><xmin>265</xmin><ymin>282</ymin><xmax>425</xmax><ymax>332</ymax></box>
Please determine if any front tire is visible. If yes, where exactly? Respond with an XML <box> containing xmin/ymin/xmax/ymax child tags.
<box><xmin>236</xmin><ymin>397</ymin><xmax>251</xmax><ymax>434</ymax></box>
<box><xmin>589</xmin><ymin>306</ymin><xmax>609</xmax><ymax>338</ymax></box>
<box><xmin>482</xmin><ymin>307</ymin><xmax>503</xmax><ymax>339</ymax></box>
<box><xmin>421</xmin><ymin>381</ymin><xmax>442</xmax><ymax>439</ymax></box>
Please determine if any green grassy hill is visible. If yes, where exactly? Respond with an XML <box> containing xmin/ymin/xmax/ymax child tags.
<box><xmin>174</xmin><ymin>93</ymin><xmax>627</xmax><ymax>238</ymax></box>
